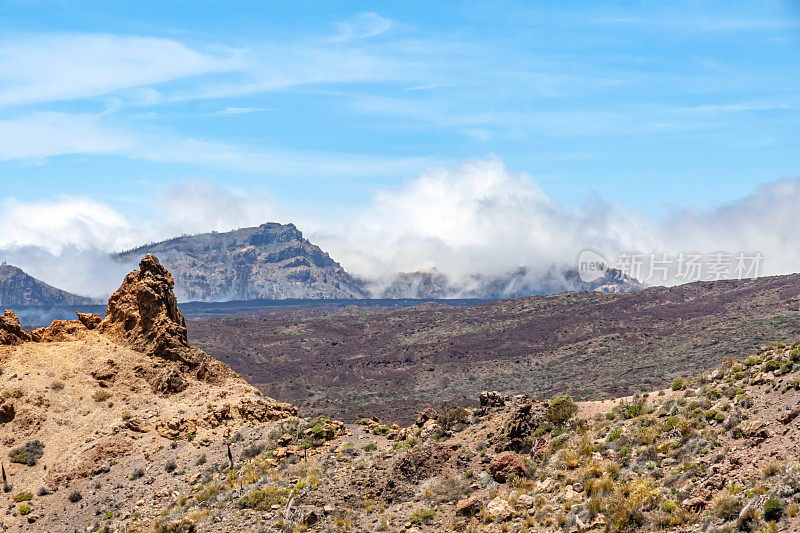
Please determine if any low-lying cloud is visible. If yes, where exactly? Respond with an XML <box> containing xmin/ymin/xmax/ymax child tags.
<box><xmin>1</xmin><ymin>157</ymin><xmax>798</xmax><ymax>298</ymax></box>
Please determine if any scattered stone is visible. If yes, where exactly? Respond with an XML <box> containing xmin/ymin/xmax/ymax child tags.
<box><xmin>456</xmin><ymin>494</ymin><xmax>485</xmax><ymax>516</ymax></box>
<box><xmin>485</xmin><ymin>497</ymin><xmax>513</xmax><ymax>521</ymax></box>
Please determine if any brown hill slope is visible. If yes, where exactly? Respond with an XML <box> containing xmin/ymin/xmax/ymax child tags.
<box><xmin>190</xmin><ymin>273</ymin><xmax>800</xmax><ymax>424</ymax></box>
<box><xmin>0</xmin><ymin>255</ymin><xmax>301</xmax><ymax>531</ymax></box>
<box><xmin>0</xmin><ymin>264</ymin><xmax>97</xmax><ymax>306</ymax></box>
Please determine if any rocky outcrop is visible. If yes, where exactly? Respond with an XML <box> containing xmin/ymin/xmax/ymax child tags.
<box><xmin>101</xmin><ymin>254</ymin><xmax>197</xmax><ymax>364</ymax></box>
<box><xmin>31</xmin><ymin>319</ymin><xmax>90</xmax><ymax>342</ymax></box>
<box><xmin>98</xmin><ymin>254</ymin><xmax>235</xmax><ymax>392</ymax></box>
<box><xmin>0</xmin><ymin>264</ymin><xmax>98</xmax><ymax>306</ymax></box>
<box><xmin>0</xmin><ymin>310</ymin><xmax>30</xmax><ymax>345</ymax></box>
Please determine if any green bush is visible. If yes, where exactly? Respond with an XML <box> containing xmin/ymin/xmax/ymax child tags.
<box><xmin>437</xmin><ymin>408</ymin><xmax>469</xmax><ymax>430</ymax></box>
<box><xmin>764</xmin><ymin>497</ymin><xmax>783</xmax><ymax>521</ymax></box>
<box><xmin>763</xmin><ymin>359</ymin><xmax>781</xmax><ymax>372</ymax></box>
<box><xmin>546</xmin><ymin>396</ymin><xmax>578</xmax><ymax>425</ymax></box>
<box><xmin>671</xmin><ymin>378</ymin><xmax>684</xmax><ymax>391</ymax></box>
<box><xmin>92</xmin><ymin>390</ymin><xmax>112</xmax><ymax>402</ymax></box>
<box><xmin>18</xmin><ymin>503</ymin><xmax>31</xmax><ymax>515</ymax></box>
<box><xmin>13</xmin><ymin>491</ymin><xmax>32</xmax><ymax>502</ymax></box>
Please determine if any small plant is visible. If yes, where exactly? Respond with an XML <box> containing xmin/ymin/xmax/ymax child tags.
<box><xmin>363</xmin><ymin>442</ymin><xmax>377</xmax><ymax>452</ymax></box>
<box><xmin>68</xmin><ymin>491</ymin><xmax>82</xmax><ymax>503</ymax></box>
<box><xmin>713</xmin><ymin>494</ymin><xmax>741</xmax><ymax>519</ymax></box>
<box><xmin>13</xmin><ymin>491</ymin><xmax>32</xmax><ymax>502</ymax></box>
<box><xmin>239</xmin><ymin>486</ymin><xmax>291</xmax><ymax>510</ymax></box>
<box><xmin>671</xmin><ymin>378</ymin><xmax>684</xmax><ymax>391</ymax></box>
<box><xmin>92</xmin><ymin>390</ymin><xmax>111</xmax><ymax>402</ymax></box>
<box><xmin>409</xmin><ymin>508</ymin><xmax>436</xmax><ymax>525</ymax></box>
<box><xmin>437</xmin><ymin>408</ymin><xmax>469</xmax><ymax>430</ymax></box>
<box><xmin>18</xmin><ymin>503</ymin><xmax>31</xmax><ymax>515</ymax></box>
<box><xmin>164</xmin><ymin>459</ymin><xmax>177</xmax><ymax>473</ymax></box>
<box><xmin>764</xmin><ymin>497</ymin><xmax>782</xmax><ymax>521</ymax></box>
<box><xmin>130</xmin><ymin>468</ymin><xmax>145</xmax><ymax>480</ymax></box>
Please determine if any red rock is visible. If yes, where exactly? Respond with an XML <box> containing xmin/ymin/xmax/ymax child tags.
<box><xmin>489</xmin><ymin>452</ymin><xmax>527</xmax><ymax>483</ymax></box>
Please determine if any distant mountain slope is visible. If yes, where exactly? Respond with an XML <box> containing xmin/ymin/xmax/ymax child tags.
<box><xmin>378</xmin><ymin>266</ymin><xmax>644</xmax><ymax>298</ymax></box>
<box><xmin>0</xmin><ymin>264</ymin><xmax>97</xmax><ymax>306</ymax></box>
<box><xmin>114</xmin><ymin>223</ymin><xmax>367</xmax><ymax>301</ymax></box>
<box><xmin>191</xmin><ymin>273</ymin><xmax>800</xmax><ymax>423</ymax></box>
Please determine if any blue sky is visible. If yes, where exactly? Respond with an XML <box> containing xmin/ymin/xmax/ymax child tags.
<box><xmin>1</xmin><ymin>0</ymin><xmax>799</xmax><ymax>218</ymax></box>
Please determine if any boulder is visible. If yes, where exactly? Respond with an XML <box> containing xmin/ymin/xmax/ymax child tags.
<box><xmin>480</xmin><ymin>391</ymin><xmax>510</xmax><ymax>408</ymax></box>
<box><xmin>456</xmin><ymin>494</ymin><xmax>485</xmax><ymax>516</ymax></box>
<box><xmin>77</xmin><ymin>312</ymin><xmax>102</xmax><ymax>330</ymax></box>
<box><xmin>489</xmin><ymin>452</ymin><xmax>527</xmax><ymax>483</ymax></box>
<box><xmin>515</xmin><ymin>494</ymin><xmax>535</xmax><ymax>510</ymax></box>
<box><xmin>0</xmin><ymin>397</ymin><xmax>15</xmax><ymax>423</ymax></box>
<box><xmin>741</xmin><ymin>420</ymin><xmax>769</xmax><ymax>442</ymax></box>
<box><xmin>416</xmin><ymin>407</ymin><xmax>438</xmax><ymax>427</ymax></box>
<box><xmin>485</xmin><ymin>497</ymin><xmax>513</xmax><ymax>521</ymax></box>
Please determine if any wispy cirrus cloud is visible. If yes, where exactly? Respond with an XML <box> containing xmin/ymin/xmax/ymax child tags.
<box><xmin>0</xmin><ymin>33</ymin><xmax>241</xmax><ymax>107</ymax></box>
<box><xmin>0</xmin><ymin>111</ymin><xmax>430</xmax><ymax>177</ymax></box>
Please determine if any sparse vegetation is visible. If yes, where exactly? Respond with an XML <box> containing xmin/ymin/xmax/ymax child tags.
<box><xmin>9</xmin><ymin>440</ymin><xmax>44</xmax><ymax>466</ymax></box>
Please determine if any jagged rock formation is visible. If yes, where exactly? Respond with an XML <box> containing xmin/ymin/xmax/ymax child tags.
<box><xmin>0</xmin><ymin>264</ymin><xmax>97</xmax><ymax>306</ymax></box>
<box><xmin>100</xmin><ymin>253</ymin><xmax>201</xmax><ymax>367</ymax></box>
<box><xmin>0</xmin><ymin>310</ymin><xmax>30</xmax><ymax>345</ymax></box>
<box><xmin>114</xmin><ymin>223</ymin><xmax>366</xmax><ymax>301</ymax></box>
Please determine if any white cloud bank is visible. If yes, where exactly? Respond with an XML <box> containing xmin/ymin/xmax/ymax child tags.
<box><xmin>1</xmin><ymin>158</ymin><xmax>798</xmax><ymax>298</ymax></box>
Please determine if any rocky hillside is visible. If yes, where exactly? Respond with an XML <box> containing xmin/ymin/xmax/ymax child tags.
<box><xmin>0</xmin><ymin>264</ymin><xmax>97</xmax><ymax>306</ymax></box>
<box><xmin>191</xmin><ymin>273</ymin><xmax>800</xmax><ymax>424</ymax></box>
<box><xmin>114</xmin><ymin>223</ymin><xmax>367</xmax><ymax>301</ymax></box>
<box><xmin>151</xmin><ymin>343</ymin><xmax>799</xmax><ymax>533</ymax></box>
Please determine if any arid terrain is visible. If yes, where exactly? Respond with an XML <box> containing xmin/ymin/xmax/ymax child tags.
<box><xmin>190</xmin><ymin>273</ymin><xmax>800</xmax><ymax>423</ymax></box>
<box><xmin>3</xmin><ymin>256</ymin><xmax>800</xmax><ymax>532</ymax></box>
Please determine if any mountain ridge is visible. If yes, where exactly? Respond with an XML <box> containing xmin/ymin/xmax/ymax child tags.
<box><xmin>114</xmin><ymin>221</ymin><xmax>643</xmax><ymax>302</ymax></box>
<box><xmin>114</xmin><ymin>223</ymin><xmax>367</xmax><ymax>301</ymax></box>
<box><xmin>0</xmin><ymin>264</ymin><xmax>98</xmax><ymax>306</ymax></box>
